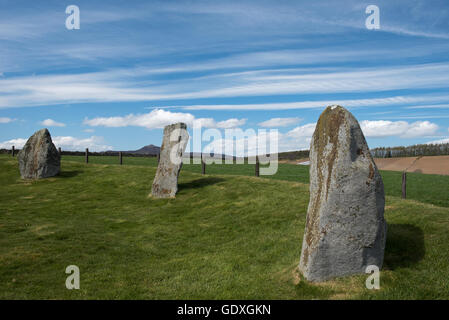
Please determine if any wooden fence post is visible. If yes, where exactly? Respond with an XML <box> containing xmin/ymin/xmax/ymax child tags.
<box><xmin>201</xmin><ymin>154</ymin><xmax>206</xmax><ymax>175</ymax></box>
<box><xmin>402</xmin><ymin>171</ymin><xmax>407</xmax><ymax>199</ymax></box>
<box><xmin>255</xmin><ymin>156</ymin><xmax>260</xmax><ymax>177</ymax></box>
<box><xmin>85</xmin><ymin>148</ymin><xmax>89</xmax><ymax>164</ymax></box>
<box><xmin>119</xmin><ymin>152</ymin><xmax>122</xmax><ymax>165</ymax></box>
<box><xmin>11</xmin><ymin>146</ymin><xmax>15</xmax><ymax>157</ymax></box>
<box><xmin>58</xmin><ymin>147</ymin><xmax>62</xmax><ymax>155</ymax></box>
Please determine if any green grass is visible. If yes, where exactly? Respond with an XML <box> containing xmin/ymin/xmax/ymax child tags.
<box><xmin>1</xmin><ymin>154</ymin><xmax>449</xmax><ymax>299</ymax></box>
<box><xmin>61</xmin><ymin>155</ymin><xmax>159</xmax><ymax>166</ymax></box>
<box><xmin>380</xmin><ymin>170</ymin><xmax>449</xmax><ymax>208</ymax></box>
<box><xmin>64</xmin><ymin>155</ymin><xmax>449</xmax><ymax>207</ymax></box>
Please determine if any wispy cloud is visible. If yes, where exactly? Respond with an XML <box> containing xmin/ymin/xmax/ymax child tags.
<box><xmin>2</xmin><ymin>63</ymin><xmax>449</xmax><ymax>109</ymax></box>
<box><xmin>181</xmin><ymin>94</ymin><xmax>449</xmax><ymax>110</ymax></box>
<box><xmin>1</xmin><ymin>0</ymin><xmax>449</xmax><ymax>151</ymax></box>
<box><xmin>380</xmin><ymin>25</ymin><xmax>449</xmax><ymax>40</ymax></box>
<box><xmin>376</xmin><ymin>115</ymin><xmax>449</xmax><ymax>120</ymax></box>
<box><xmin>404</xmin><ymin>104</ymin><xmax>449</xmax><ymax>109</ymax></box>
<box><xmin>0</xmin><ymin>117</ymin><xmax>15</xmax><ymax>123</ymax></box>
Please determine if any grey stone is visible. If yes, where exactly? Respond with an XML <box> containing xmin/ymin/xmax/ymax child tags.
<box><xmin>18</xmin><ymin>128</ymin><xmax>60</xmax><ymax>179</ymax></box>
<box><xmin>151</xmin><ymin>123</ymin><xmax>189</xmax><ymax>198</ymax></box>
<box><xmin>299</xmin><ymin>105</ymin><xmax>387</xmax><ymax>282</ymax></box>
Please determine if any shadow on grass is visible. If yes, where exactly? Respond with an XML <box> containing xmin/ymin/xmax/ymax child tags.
<box><xmin>383</xmin><ymin>223</ymin><xmax>425</xmax><ymax>270</ymax></box>
<box><xmin>58</xmin><ymin>170</ymin><xmax>82</xmax><ymax>178</ymax></box>
<box><xmin>178</xmin><ymin>177</ymin><xmax>225</xmax><ymax>190</ymax></box>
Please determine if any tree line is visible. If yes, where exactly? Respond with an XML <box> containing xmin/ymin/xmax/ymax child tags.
<box><xmin>3</xmin><ymin>142</ymin><xmax>449</xmax><ymax>159</ymax></box>
<box><xmin>370</xmin><ymin>143</ymin><xmax>449</xmax><ymax>158</ymax></box>
<box><xmin>277</xmin><ymin>143</ymin><xmax>449</xmax><ymax>160</ymax></box>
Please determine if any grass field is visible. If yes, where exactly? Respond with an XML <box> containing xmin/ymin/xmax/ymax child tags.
<box><xmin>1</xmin><ymin>154</ymin><xmax>449</xmax><ymax>299</ymax></box>
<box><xmin>63</xmin><ymin>155</ymin><xmax>449</xmax><ymax>208</ymax></box>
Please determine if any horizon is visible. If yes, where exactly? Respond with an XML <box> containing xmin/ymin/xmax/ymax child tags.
<box><xmin>1</xmin><ymin>0</ymin><xmax>449</xmax><ymax>154</ymax></box>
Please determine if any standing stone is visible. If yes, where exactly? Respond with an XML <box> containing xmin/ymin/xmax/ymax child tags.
<box><xmin>299</xmin><ymin>105</ymin><xmax>387</xmax><ymax>282</ymax></box>
<box><xmin>18</xmin><ymin>128</ymin><xmax>60</xmax><ymax>179</ymax></box>
<box><xmin>151</xmin><ymin>123</ymin><xmax>189</xmax><ymax>198</ymax></box>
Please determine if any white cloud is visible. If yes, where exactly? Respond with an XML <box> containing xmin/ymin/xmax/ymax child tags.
<box><xmin>181</xmin><ymin>119</ymin><xmax>445</xmax><ymax>155</ymax></box>
<box><xmin>360</xmin><ymin>120</ymin><xmax>439</xmax><ymax>138</ymax></box>
<box><xmin>286</xmin><ymin>123</ymin><xmax>317</xmax><ymax>138</ymax></box>
<box><xmin>83</xmin><ymin>128</ymin><xmax>95</xmax><ymax>133</ymax></box>
<box><xmin>405</xmin><ymin>121</ymin><xmax>440</xmax><ymax>137</ymax></box>
<box><xmin>425</xmin><ymin>128</ymin><xmax>449</xmax><ymax>144</ymax></box>
<box><xmin>268</xmin><ymin>120</ymin><xmax>440</xmax><ymax>152</ymax></box>
<box><xmin>40</xmin><ymin>118</ymin><xmax>66</xmax><ymax>127</ymax></box>
<box><xmin>360</xmin><ymin>120</ymin><xmax>409</xmax><ymax>137</ymax></box>
<box><xmin>259</xmin><ymin>117</ymin><xmax>301</xmax><ymax>128</ymax></box>
<box><xmin>0</xmin><ymin>136</ymin><xmax>112</xmax><ymax>152</ymax></box>
<box><xmin>84</xmin><ymin>109</ymin><xmax>246</xmax><ymax>129</ymax></box>
<box><xmin>84</xmin><ymin>109</ymin><xmax>195</xmax><ymax>128</ymax></box>
<box><xmin>279</xmin><ymin>123</ymin><xmax>317</xmax><ymax>151</ymax></box>
<box><xmin>198</xmin><ymin>124</ymin><xmax>315</xmax><ymax>155</ymax></box>
<box><xmin>52</xmin><ymin>136</ymin><xmax>112</xmax><ymax>152</ymax></box>
<box><xmin>202</xmin><ymin>129</ymin><xmax>278</xmax><ymax>156</ymax></box>
<box><xmin>427</xmin><ymin>137</ymin><xmax>449</xmax><ymax>144</ymax></box>
<box><xmin>0</xmin><ymin>117</ymin><xmax>15</xmax><ymax>123</ymax></box>
<box><xmin>192</xmin><ymin>118</ymin><xmax>216</xmax><ymax>128</ymax></box>
<box><xmin>216</xmin><ymin>118</ymin><xmax>247</xmax><ymax>128</ymax></box>
<box><xmin>0</xmin><ymin>138</ymin><xmax>27</xmax><ymax>149</ymax></box>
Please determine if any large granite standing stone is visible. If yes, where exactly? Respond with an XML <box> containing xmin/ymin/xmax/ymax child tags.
<box><xmin>18</xmin><ymin>128</ymin><xmax>60</xmax><ymax>179</ymax></box>
<box><xmin>299</xmin><ymin>105</ymin><xmax>387</xmax><ymax>282</ymax></box>
<box><xmin>151</xmin><ymin>123</ymin><xmax>189</xmax><ymax>198</ymax></box>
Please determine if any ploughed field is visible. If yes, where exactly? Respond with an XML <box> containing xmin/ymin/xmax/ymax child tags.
<box><xmin>1</xmin><ymin>154</ymin><xmax>449</xmax><ymax>299</ymax></box>
<box><xmin>374</xmin><ymin>155</ymin><xmax>449</xmax><ymax>176</ymax></box>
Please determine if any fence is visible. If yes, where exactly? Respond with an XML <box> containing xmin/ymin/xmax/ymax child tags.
<box><xmin>4</xmin><ymin>146</ymin><xmax>410</xmax><ymax>198</ymax></box>
<box><xmin>402</xmin><ymin>172</ymin><xmax>407</xmax><ymax>199</ymax></box>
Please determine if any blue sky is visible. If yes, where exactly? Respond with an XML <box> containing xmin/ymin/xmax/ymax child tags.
<box><xmin>1</xmin><ymin>0</ymin><xmax>449</xmax><ymax>153</ymax></box>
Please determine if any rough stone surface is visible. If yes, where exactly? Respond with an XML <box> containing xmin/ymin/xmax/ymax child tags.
<box><xmin>151</xmin><ymin>123</ymin><xmax>189</xmax><ymax>198</ymax></box>
<box><xmin>299</xmin><ymin>105</ymin><xmax>387</xmax><ymax>282</ymax></box>
<box><xmin>18</xmin><ymin>128</ymin><xmax>60</xmax><ymax>179</ymax></box>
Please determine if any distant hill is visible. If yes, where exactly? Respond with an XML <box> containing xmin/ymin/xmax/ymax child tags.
<box><xmin>124</xmin><ymin>144</ymin><xmax>160</xmax><ymax>155</ymax></box>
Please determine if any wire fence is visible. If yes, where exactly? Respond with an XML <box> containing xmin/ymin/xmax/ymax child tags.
<box><xmin>5</xmin><ymin>146</ymin><xmax>449</xmax><ymax>207</ymax></box>
<box><xmin>54</xmin><ymin>149</ymin><xmax>310</xmax><ymax>183</ymax></box>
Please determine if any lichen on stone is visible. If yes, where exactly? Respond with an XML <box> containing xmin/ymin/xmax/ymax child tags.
<box><xmin>299</xmin><ymin>105</ymin><xmax>386</xmax><ymax>282</ymax></box>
